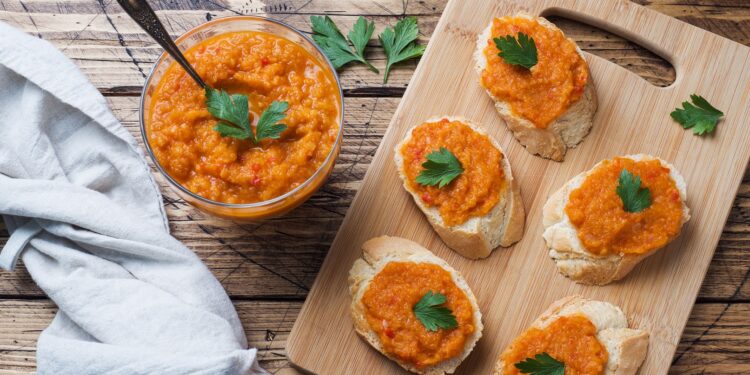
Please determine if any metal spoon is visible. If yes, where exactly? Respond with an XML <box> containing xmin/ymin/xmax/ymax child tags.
<box><xmin>116</xmin><ymin>0</ymin><xmax>207</xmax><ymax>88</ymax></box>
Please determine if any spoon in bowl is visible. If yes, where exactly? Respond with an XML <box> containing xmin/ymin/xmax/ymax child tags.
<box><xmin>116</xmin><ymin>0</ymin><xmax>207</xmax><ymax>88</ymax></box>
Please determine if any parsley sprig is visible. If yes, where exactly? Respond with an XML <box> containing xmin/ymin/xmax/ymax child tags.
<box><xmin>515</xmin><ymin>352</ymin><xmax>565</xmax><ymax>375</ymax></box>
<box><xmin>494</xmin><ymin>32</ymin><xmax>538</xmax><ymax>69</ymax></box>
<box><xmin>254</xmin><ymin>101</ymin><xmax>289</xmax><ymax>141</ymax></box>
<box><xmin>311</xmin><ymin>16</ymin><xmax>378</xmax><ymax>73</ymax></box>
<box><xmin>670</xmin><ymin>94</ymin><xmax>724</xmax><ymax>135</ymax></box>
<box><xmin>616</xmin><ymin>169</ymin><xmax>652</xmax><ymax>213</ymax></box>
<box><xmin>415</xmin><ymin>147</ymin><xmax>464</xmax><ymax>188</ymax></box>
<box><xmin>205</xmin><ymin>87</ymin><xmax>288</xmax><ymax>142</ymax></box>
<box><xmin>413</xmin><ymin>291</ymin><xmax>458</xmax><ymax>332</ymax></box>
<box><xmin>309</xmin><ymin>16</ymin><xmax>425</xmax><ymax>83</ymax></box>
<box><xmin>379</xmin><ymin>16</ymin><xmax>426</xmax><ymax>83</ymax></box>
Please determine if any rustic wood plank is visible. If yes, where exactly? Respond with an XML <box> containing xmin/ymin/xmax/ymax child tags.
<box><xmin>0</xmin><ymin>300</ymin><xmax>747</xmax><ymax>374</ymax></box>
<box><xmin>1</xmin><ymin>96</ymin><xmax>748</xmax><ymax>301</ymax></box>
<box><xmin>635</xmin><ymin>1</ymin><xmax>750</xmax><ymax>47</ymax></box>
<box><xmin>0</xmin><ymin>299</ymin><xmax>299</xmax><ymax>374</ymax></box>
<box><xmin>0</xmin><ymin>0</ymin><xmax>430</xmax><ymax>16</ymax></box>
<box><xmin>672</xmin><ymin>303</ymin><xmax>750</xmax><ymax>374</ymax></box>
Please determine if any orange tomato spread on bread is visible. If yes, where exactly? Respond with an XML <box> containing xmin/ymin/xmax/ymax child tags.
<box><xmin>400</xmin><ymin>119</ymin><xmax>505</xmax><ymax>226</ymax></box>
<box><xmin>565</xmin><ymin>157</ymin><xmax>683</xmax><ymax>256</ymax></box>
<box><xmin>361</xmin><ymin>262</ymin><xmax>475</xmax><ymax>369</ymax></box>
<box><xmin>480</xmin><ymin>16</ymin><xmax>588</xmax><ymax>128</ymax></box>
<box><xmin>500</xmin><ymin>314</ymin><xmax>607</xmax><ymax>375</ymax></box>
<box><xmin>147</xmin><ymin>31</ymin><xmax>340</xmax><ymax>204</ymax></box>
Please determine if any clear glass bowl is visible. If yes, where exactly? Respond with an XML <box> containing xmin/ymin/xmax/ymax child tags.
<box><xmin>140</xmin><ymin>16</ymin><xmax>344</xmax><ymax>221</ymax></box>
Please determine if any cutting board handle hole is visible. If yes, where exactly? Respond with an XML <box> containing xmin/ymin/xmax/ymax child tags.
<box><xmin>541</xmin><ymin>11</ymin><xmax>676</xmax><ymax>88</ymax></box>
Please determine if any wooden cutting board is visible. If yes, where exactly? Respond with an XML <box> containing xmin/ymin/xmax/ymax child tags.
<box><xmin>287</xmin><ymin>0</ymin><xmax>750</xmax><ymax>373</ymax></box>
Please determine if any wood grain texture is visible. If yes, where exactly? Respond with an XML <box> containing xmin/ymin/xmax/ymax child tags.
<box><xmin>0</xmin><ymin>0</ymin><xmax>748</xmax><ymax>373</ymax></box>
<box><xmin>0</xmin><ymin>299</ymin><xmax>300</xmax><ymax>374</ymax></box>
<box><xmin>1</xmin><ymin>300</ymin><xmax>747</xmax><ymax>374</ymax></box>
<box><xmin>287</xmin><ymin>0</ymin><xmax>750</xmax><ymax>373</ymax></box>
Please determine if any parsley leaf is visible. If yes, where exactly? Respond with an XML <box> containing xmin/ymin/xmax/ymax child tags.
<box><xmin>206</xmin><ymin>87</ymin><xmax>252</xmax><ymax>140</ymax></box>
<box><xmin>415</xmin><ymin>147</ymin><xmax>463</xmax><ymax>188</ymax></box>
<box><xmin>494</xmin><ymin>32</ymin><xmax>538</xmax><ymax>69</ymax></box>
<box><xmin>254</xmin><ymin>101</ymin><xmax>288</xmax><ymax>141</ymax></box>
<box><xmin>205</xmin><ymin>87</ymin><xmax>288</xmax><ymax>142</ymax></box>
<box><xmin>670</xmin><ymin>94</ymin><xmax>724</xmax><ymax>135</ymax></box>
<box><xmin>349</xmin><ymin>17</ymin><xmax>376</xmax><ymax>68</ymax></box>
<box><xmin>616</xmin><ymin>169</ymin><xmax>652</xmax><ymax>213</ymax></box>
<box><xmin>311</xmin><ymin>16</ymin><xmax>378</xmax><ymax>73</ymax></box>
<box><xmin>413</xmin><ymin>291</ymin><xmax>458</xmax><ymax>332</ymax></box>
<box><xmin>214</xmin><ymin>122</ymin><xmax>250</xmax><ymax>139</ymax></box>
<box><xmin>379</xmin><ymin>16</ymin><xmax>426</xmax><ymax>83</ymax></box>
<box><xmin>515</xmin><ymin>353</ymin><xmax>565</xmax><ymax>375</ymax></box>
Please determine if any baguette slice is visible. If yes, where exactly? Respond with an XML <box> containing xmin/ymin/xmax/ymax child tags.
<box><xmin>543</xmin><ymin>154</ymin><xmax>690</xmax><ymax>285</ymax></box>
<box><xmin>474</xmin><ymin>14</ymin><xmax>597</xmax><ymax>161</ymax></box>
<box><xmin>349</xmin><ymin>236</ymin><xmax>483</xmax><ymax>375</ymax></box>
<box><xmin>494</xmin><ymin>296</ymin><xmax>649</xmax><ymax>375</ymax></box>
<box><xmin>394</xmin><ymin>117</ymin><xmax>525</xmax><ymax>259</ymax></box>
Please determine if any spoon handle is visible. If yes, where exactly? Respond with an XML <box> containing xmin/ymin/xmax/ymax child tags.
<box><xmin>116</xmin><ymin>0</ymin><xmax>207</xmax><ymax>88</ymax></box>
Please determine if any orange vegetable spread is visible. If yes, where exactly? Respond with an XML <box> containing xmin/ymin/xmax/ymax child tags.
<box><xmin>481</xmin><ymin>16</ymin><xmax>588</xmax><ymax>128</ymax></box>
<box><xmin>361</xmin><ymin>262</ymin><xmax>475</xmax><ymax>369</ymax></box>
<box><xmin>500</xmin><ymin>314</ymin><xmax>608</xmax><ymax>375</ymax></box>
<box><xmin>565</xmin><ymin>157</ymin><xmax>683</xmax><ymax>256</ymax></box>
<box><xmin>147</xmin><ymin>31</ymin><xmax>340</xmax><ymax>204</ymax></box>
<box><xmin>400</xmin><ymin>119</ymin><xmax>505</xmax><ymax>226</ymax></box>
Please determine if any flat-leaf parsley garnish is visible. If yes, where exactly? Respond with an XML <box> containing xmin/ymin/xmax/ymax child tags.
<box><xmin>310</xmin><ymin>15</ymin><xmax>378</xmax><ymax>73</ymax></box>
<box><xmin>616</xmin><ymin>169</ymin><xmax>652</xmax><ymax>213</ymax></box>
<box><xmin>415</xmin><ymin>147</ymin><xmax>464</xmax><ymax>188</ymax></box>
<box><xmin>254</xmin><ymin>101</ymin><xmax>289</xmax><ymax>141</ymax></box>
<box><xmin>379</xmin><ymin>16</ymin><xmax>426</xmax><ymax>83</ymax></box>
<box><xmin>206</xmin><ymin>87</ymin><xmax>288</xmax><ymax>142</ymax></box>
<box><xmin>514</xmin><ymin>352</ymin><xmax>565</xmax><ymax>375</ymax></box>
<box><xmin>494</xmin><ymin>32</ymin><xmax>538</xmax><ymax>69</ymax></box>
<box><xmin>413</xmin><ymin>291</ymin><xmax>458</xmax><ymax>332</ymax></box>
<box><xmin>670</xmin><ymin>94</ymin><xmax>724</xmax><ymax>135</ymax></box>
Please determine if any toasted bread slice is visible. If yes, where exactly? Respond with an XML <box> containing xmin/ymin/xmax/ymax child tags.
<box><xmin>494</xmin><ymin>296</ymin><xmax>649</xmax><ymax>375</ymax></box>
<box><xmin>474</xmin><ymin>14</ymin><xmax>597</xmax><ymax>161</ymax></box>
<box><xmin>543</xmin><ymin>154</ymin><xmax>690</xmax><ymax>285</ymax></box>
<box><xmin>348</xmin><ymin>236</ymin><xmax>483</xmax><ymax>375</ymax></box>
<box><xmin>394</xmin><ymin>117</ymin><xmax>524</xmax><ymax>259</ymax></box>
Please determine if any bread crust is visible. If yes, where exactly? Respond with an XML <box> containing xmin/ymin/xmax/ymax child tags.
<box><xmin>542</xmin><ymin>154</ymin><xmax>691</xmax><ymax>285</ymax></box>
<box><xmin>348</xmin><ymin>236</ymin><xmax>484</xmax><ymax>374</ymax></box>
<box><xmin>493</xmin><ymin>296</ymin><xmax>649</xmax><ymax>375</ymax></box>
<box><xmin>394</xmin><ymin>116</ymin><xmax>525</xmax><ymax>259</ymax></box>
<box><xmin>474</xmin><ymin>14</ymin><xmax>597</xmax><ymax>161</ymax></box>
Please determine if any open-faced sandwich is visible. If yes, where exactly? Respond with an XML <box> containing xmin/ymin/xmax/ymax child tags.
<box><xmin>474</xmin><ymin>14</ymin><xmax>596</xmax><ymax>161</ymax></box>
<box><xmin>495</xmin><ymin>296</ymin><xmax>648</xmax><ymax>375</ymax></box>
<box><xmin>349</xmin><ymin>236</ymin><xmax>483</xmax><ymax>374</ymax></box>
<box><xmin>394</xmin><ymin>117</ymin><xmax>524</xmax><ymax>259</ymax></box>
<box><xmin>543</xmin><ymin>154</ymin><xmax>690</xmax><ymax>285</ymax></box>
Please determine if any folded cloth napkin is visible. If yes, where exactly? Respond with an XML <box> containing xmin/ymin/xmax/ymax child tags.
<box><xmin>0</xmin><ymin>22</ymin><xmax>267</xmax><ymax>375</ymax></box>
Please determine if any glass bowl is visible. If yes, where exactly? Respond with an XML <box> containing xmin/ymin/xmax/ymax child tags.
<box><xmin>139</xmin><ymin>16</ymin><xmax>344</xmax><ymax>221</ymax></box>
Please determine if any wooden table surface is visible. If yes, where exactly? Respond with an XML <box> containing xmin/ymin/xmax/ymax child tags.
<box><xmin>0</xmin><ymin>1</ymin><xmax>748</xmax><ymax>374</ymax></box>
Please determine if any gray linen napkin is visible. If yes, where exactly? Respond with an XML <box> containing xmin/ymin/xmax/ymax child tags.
<box><xmin>0</xmin><ymin>22</ymin><xmax>267</xmax><ymax>375</ymax></box>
